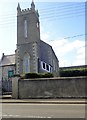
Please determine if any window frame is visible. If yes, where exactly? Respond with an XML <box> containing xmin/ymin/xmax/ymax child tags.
<box><xmin>41</xmin><ymin>61</ymin><xmax>52</xmax><ymax>72</ymax></box>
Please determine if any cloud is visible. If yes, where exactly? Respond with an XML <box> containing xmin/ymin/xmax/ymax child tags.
<box><xmin>41</xmin><ymin>32</ymin><xmax>50</xmax><ymax>42</ymax></box>
<box><xmin>41</xmin><ymin>31</ymin><xmax>85</xmax><ymax>66</ymax></box>
<box><xmin>73</xmin><ymin>46</ymin><xmax>85</xmax><ymax>66</ymax></box>
<box><xmin>40</xmin><ymin>25</ymin><xmax>51</xmax><ymax>42</ymax></box>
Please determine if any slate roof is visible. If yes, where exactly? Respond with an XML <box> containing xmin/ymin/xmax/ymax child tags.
<box><xmin>40</xmin><ymin>40</ymin><xmax>58</xmax><ymax>64</ymax></box>
<box><xmin>0</xmin><ymin>54</ymin><xmax>15</xmax><ymax>67</ymax></box>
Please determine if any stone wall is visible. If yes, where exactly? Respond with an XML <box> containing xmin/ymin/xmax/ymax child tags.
<box><xmin>12</xmin><ymin>76</ymin><xmax>86</xmax><ymax>99</ymax></box>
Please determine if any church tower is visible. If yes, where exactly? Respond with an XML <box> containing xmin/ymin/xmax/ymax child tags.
<box><xmin>17</xmin><ymin>1</ymin><xmax>40</xmax><ymax>45</ymax></box>
<box><xmin>16</xmin><ymin>1</ymin><xmax>40</xmax><ymax>75</ymax></box>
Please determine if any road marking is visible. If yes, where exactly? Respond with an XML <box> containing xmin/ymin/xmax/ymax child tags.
<box><xmin>3</xmin><ymin>114</ymin><xmax>52</xmax><ymax>118</ymax></box>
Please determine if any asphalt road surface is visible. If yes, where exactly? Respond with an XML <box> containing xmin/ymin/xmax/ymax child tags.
<box><xmin>2</xmin><ymin>103</ymin><xmax>85</xmax><ymax>118</ymax></box>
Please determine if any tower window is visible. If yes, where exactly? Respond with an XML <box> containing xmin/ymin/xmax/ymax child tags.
<box><xmin>24</xmin><ymin>19</ymin><xmax>27</xmax><ymax>38</ymax></box>
<box><xmin>37</xmin><ymin>22</ymin><xmax>39</xmax><ymax>28</ymax></box>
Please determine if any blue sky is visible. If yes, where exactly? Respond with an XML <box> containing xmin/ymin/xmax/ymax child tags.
<box><xmin>0</xmin><ymin>0</ymin><xmax>86</xmax><ymax>67</ymax></box>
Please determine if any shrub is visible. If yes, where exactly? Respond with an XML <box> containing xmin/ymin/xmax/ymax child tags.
<box><xmin>41</xmin><ymin>73</ymin><xmax>54</xmax><ymax>78</ymax></box>
<box><xmin>25</xmin><ymin>73</ymin><xmax>40</xmax><ymax>79</ymax></box>
<box><xmin>23</xmin><ymin>72</ymin><xmax>54</xmax><ymax>79</ymax></box>
<box><xmin>59</xmin><ymin>68</ymin><xmax>87</xmax><ymax>77</ymax></box>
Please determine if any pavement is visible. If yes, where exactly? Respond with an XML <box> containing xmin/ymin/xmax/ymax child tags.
<box><xmin>0</xmin><ymin>95</ymin><xmax>86</xmax><ymax>104</ymax></box>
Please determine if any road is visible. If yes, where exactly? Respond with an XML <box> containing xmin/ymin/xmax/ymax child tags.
<box><xmin>2</xmin><ymin>103</ymin><xmax>85</xmax><ymax>118</ymax></box>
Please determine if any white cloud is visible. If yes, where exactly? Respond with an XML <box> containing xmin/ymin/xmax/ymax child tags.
<box><xmin>41</xmin><ymin>32</ymin><xmax>50</xmax><ymax>42</ymax></box>
<box><xmin>72</xmin><ymin>59</ymin><xmax>85</xmax><ymax>66</ymax></box>
<box><xmin>77</xmin><ymin>46</ymin><xmax>85</xmax><ymax>54</ymax></box>
<box><xmin>41</xmin><ymin>30</ymin><xmax>85</xmax><ymax>67</ymax></box>
<box><xmin>73</xmin><ymin>46</ymin><xmax>85</xmax><ymax>66</ymax></box>
<box><xmin>58</xmin><ymin>58</ymin><xmax>72</xmax><ymax>67</ymax></box>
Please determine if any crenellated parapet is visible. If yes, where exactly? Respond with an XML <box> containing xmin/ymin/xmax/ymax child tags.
<box><xmin>18</xmin><ymin>8</ymin><xmax>30</xmax><ymax>15</ymax></box>
<box><xmin>17</xmin><ymin>1</ymin><xmax>39</xmax><ymax>17</ymax></box>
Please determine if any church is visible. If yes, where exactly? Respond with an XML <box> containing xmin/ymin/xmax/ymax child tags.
<box><xmin>0</xmin><ymin>1</ymin><xmax>59</xmax><ymax>81</ymax></box>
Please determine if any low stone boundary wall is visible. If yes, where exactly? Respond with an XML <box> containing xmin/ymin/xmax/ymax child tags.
<box><xmin>12</xmin><ymin>76</ymin><xmax>86</xmax><ymax>99</ymax></box>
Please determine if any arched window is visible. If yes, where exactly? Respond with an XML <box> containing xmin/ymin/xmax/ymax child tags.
<box><xmin>23</xmin><ymin>53</ymin><xmax>30</xmax><ymax>73</ymax></box>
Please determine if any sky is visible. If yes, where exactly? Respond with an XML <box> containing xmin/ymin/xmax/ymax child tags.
<box><xmin>0</xmin><ymin>0</ymin><xmax>86</xmax><ymax>67</ymax></box>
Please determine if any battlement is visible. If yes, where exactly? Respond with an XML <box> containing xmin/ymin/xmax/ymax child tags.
<box><xmin>17</xmin><ymin>1</ymin><xmax>38</xmax><ymax>16</ymax></box>
<box><xmin>21</xmin><ymin>8</ymin><xmax>30</xmax><ymax>13</ymax></box>
<box><xmin>17</xmin><ymin>7</ymin><xmax>39</xmax><ymax>17</ymax></box>
<box><xmin>17</xmin><ymin>8</ymin><xmax>31</xmax><ymax>15</ymax></box>
<box><xmin>18</xmin><ymin>9</ymin><xmax>39</xmax><ymax>16</ymax></box>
